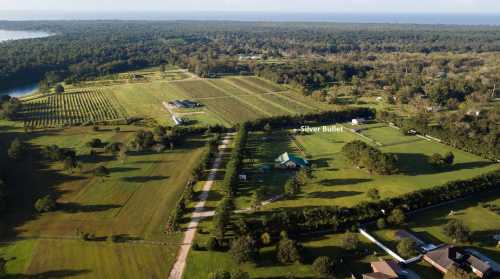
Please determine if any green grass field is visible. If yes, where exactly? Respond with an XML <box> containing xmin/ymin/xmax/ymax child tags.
<box><xmin>234</xmin><ymin>122</ymin><xmax>499</xmax><ymax>211</ymax></box>
<box><xmin>0</xmin><ymin>119</ymin><xmax>208</xmax><ymax>278</ymax></box>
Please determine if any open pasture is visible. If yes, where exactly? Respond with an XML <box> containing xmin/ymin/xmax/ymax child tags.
<box><xmin>19</xmin><ymin>89</ymin><xmax>128</xmax><ymax>128</ymax></box>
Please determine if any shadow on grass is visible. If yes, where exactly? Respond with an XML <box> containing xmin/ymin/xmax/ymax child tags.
<box><xmin>121</xmin><ymin>175</ymin><xmax>168</xmax><ymax>183</ymax></box>
<box><xmin>308</xmin><ymin>191</ymin><xmax>362</xmax><ymax>199</ymax></box>
<box><xmin>58</xmin><ymin>203</ymin><xmax>122</xmax><ymax>213</ymax></box>
<box><xmin>394</xmin><ymin>153</ymin><xmax>495</xmax><ymax>176</ymax></box>
<box><xmin>318</xmin><ymin>178</ymin><xmax>371</xmax><ymax>186</ymax></box>
<box><xmin>4</xmin><ymin>269</ymin><xmax>91</xmax><ymax>278</ymax></box>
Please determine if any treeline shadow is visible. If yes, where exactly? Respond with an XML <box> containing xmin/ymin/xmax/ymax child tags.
<box><xmin>3</xmin><ymin>269</ymin><xmax>91</xmax><ymax>279</ymax></box>
<box><xmin>58</xmin><ymin>203</ymin><xmax>122</xmax><ymax>213</ymax></box>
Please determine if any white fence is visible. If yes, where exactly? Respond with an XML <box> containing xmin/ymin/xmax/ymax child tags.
<box><xmin>359</xmin><ymin>228</ymin><xmax>422</xmax><ymax>264</ymax></box>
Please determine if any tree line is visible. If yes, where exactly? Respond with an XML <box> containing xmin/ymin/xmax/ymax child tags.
<box><xmin>2</xmin><ymin>21</ymin><xmax>500</xmax><ymax>89</ymax></box>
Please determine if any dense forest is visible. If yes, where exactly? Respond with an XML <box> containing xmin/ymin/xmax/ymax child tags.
<box><xmin>2</xmin><ymin>21</ymin><xmax>500</xmax><ymax>89</ymax></box>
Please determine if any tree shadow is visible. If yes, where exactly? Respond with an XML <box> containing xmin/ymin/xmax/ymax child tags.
<box><xmin>4</xmin><ymin>269</ymin><xmax>91</xmax><ymax>278</ymax></box>
<box><xmin>394</xmin><ymin>153</ymin><xmax>496</xmax><ymax>176</ymax></box>
<box><xmin>318</xmin><ymin>178</ymin><xmax>371</xmax><ymax>186</ymax></box>
<box><xmin>308</xmin><ymin>191</ymin><xmax>362</xmax><ymax>199</ymax></box>
<box><xmin>121</xmin><ymin>176</ymin><xmax>168</xmax><ymax>183</ymax></box>
<box><xmin>58</xmin><ymin>203</ymin><xmax>122</xmax><ymax>213</ymax></box>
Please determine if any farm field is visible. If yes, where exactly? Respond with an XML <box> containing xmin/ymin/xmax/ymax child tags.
<box><xmin>19</xmin><ymin>89</ymin><xmax>128</xmax><ymax>128</ymax></box>
<box><xmin>237</xmin><ymin>122</ymin><xmax>499</xmax><ymax>211</ymax></box>
<box><xmin>89</xmin><ymin>73</ymin><xmax>331</xmax><ymax>127</ymax></box>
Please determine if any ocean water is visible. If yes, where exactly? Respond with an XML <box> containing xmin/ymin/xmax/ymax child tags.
<box><xmin>0</xmin><ymin>11</ymin><xmax>499</xmax><ymax>26</ymax></box>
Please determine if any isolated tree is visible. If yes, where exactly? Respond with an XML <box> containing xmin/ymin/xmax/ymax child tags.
<box><xmin>8</xmin><ymin>138</ymin><xmax>27</xmax><ymax>161</ymax></box>
<box><xmin>86</xmin><ymin>138</ymin><xmax>102</xmax><ymax>148</ymax></box>
<box><xmin>312</xmin><ymin>256</ymin><xmax>335</xmax><ymax>277</ymax></box>
<box><xmin>34</xmin><ymin>195</ymin><xmax>56</xmax><ymax>213</ymax></box>
<box><xmin>63</xmin><ymin>156</ymin><xmax>79</xmax><ymax>173</ymax></box>
<box><xmin>397</xmin><ymin>238</ymin><xmax>418</xmax><ymax>258</ymax></box>
<box><xmin>55</xmin><ymin>84</ymin><xmax>65</xmax><ymax>94</ymax></box>
<box><xmin>276</xmin><ymin>236</ymin><xmax>302</xmax><ymax>264</ymax></box>
<box><xmin>341</xmin><ymin>232</ymin><xmax>361</xmax><ymax>252</ymax></box>
<box><xmin>367</xmin><ymin>188</ymin><xmax>380</xmax><ymax>200</ymax></box>
<box><xmin>94</xmin><ymin>166</ymin><xmax>110</xmax><ymax>177</ymax></box>
<box><xmin>443</xmin><ymin>220</ymin><xmax>471</xmax><ymax>243</ymax></box>
<box><xmin>443</xmin><ymin>152</ymin><xmax>455</xmax><ymax>165</ymax></box>
<box><xmin>229</xmin><ymin>236</ymin><xmax>258</xmax><ymax>264</ymax></box>
<box><xmin>388</xmin><ymin>209</ymin><xmax>406</xmax><ymax>226</ymax></box>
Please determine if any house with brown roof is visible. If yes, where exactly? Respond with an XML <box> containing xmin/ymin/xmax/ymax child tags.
<box><xmin>362</xmin><ymin>260</ymin><xmax>402</xmax><ymax>279</ymax></box>
<box><xmin>423</xmin><ymin>245</ymin><xmax>465</xmax><ymax>273</ymax></box>
<box><xmin>467</xmin><ymin>255</ymin><xmax>492</xmax><ymax>278</ymax></box>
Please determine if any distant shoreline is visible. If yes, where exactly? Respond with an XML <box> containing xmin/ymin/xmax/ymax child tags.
<box><xmin>1</xmin><ymin>11</ymin><xmax>500</xmax><ymax>26</ymax></box>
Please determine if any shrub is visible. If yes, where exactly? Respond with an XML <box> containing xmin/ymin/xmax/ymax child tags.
<box><xmin>86</xmin><ymin>138</ymin><xmax>102</xmax><ymax>148</ymax></box>
<box><xmin>276</xmin><ymin>237</ymin><xmax>302</xmax><ymax>264</ymax></box>
<box><xmin>397</xmin><ymin>238</ymin><xmax>418</xmax><ymax>258</ymax></box>
<box><xmin>443</xmin><ymin>220</ymin><xmax>471</xmax><ymax>243</ymax></box>
<box><xmin>260</xmin><ymin>232</ymin><xmax>272</xmax><ymax>246</ymax></box>
<box><xmin>94</xmin><ymin>166</ymin><xmax>110</xmax><ymax>177</ymax></box>
<box><xmin>229</xmin><ymin>236</ymin><xmax>258</xmax><ymax>264</ymax></box>
<box><xmin>376</xmin><ymin>218</ymin><xmax>386</xmax><ymax>229</ymax></box>
<box><xmin>367</xmin><ymin>188</ymin><xmax>380</xmax><ymax>200</ymax></box>
<box><xmin>34</xmin><ymin>195</ymin><xmax>56</xmax><ymax>213</ymax></box>
<box><xmin>8</xmin><ymin>138</ymin><xmax>27</xmax><ymax>160</ymax></box>
<box><xmin>388</xmin><ymin>209</ymin><xmax>406</xmax><ymax>226</ymax></box>
<box><xmin>312</xmin><ymin>256</ymin><xmax>335</xmax><ymax>277</ymax></box>
<box><xmin>341</xmin><ymin>232</ymin><xmax>360</xmax><ymax>252</ymax></box>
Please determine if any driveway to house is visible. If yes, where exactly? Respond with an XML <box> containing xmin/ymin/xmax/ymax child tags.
<box><xmin>168</xmin><ymin>134</ymin><xmax>233</xmax><ymax>279</ymax></box>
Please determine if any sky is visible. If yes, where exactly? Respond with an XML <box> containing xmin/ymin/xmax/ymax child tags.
<box><xmin>1</xmin><ymin>0</ymin><xmax>500</xmax><ymax>14</ymax></box>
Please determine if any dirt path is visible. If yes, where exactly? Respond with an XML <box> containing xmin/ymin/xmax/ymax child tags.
<box><xmin>168</xmin><ymin>133</ymin><xmax>233</xmax><ymax>279</ymax></box>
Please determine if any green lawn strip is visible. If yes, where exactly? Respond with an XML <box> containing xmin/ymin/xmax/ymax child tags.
<box><xmin>263</xmin><ymin>124</ymin><xmax>499</xmax><ymax>210</ymax></box>
<box><xmin>0</xmin><ymin>239</ymin><xmax>38</xmax><ymax>275</ymax></box>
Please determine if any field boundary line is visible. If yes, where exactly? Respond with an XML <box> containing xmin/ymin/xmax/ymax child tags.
<box><xmin>168</xmin><ymin>133</ymin><xmax>233</xmax><ymax>279</ymax></box>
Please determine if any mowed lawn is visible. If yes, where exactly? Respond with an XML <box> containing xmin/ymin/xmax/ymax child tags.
<box><xmin>255</xmin><ymin>123</ymin><xmax>500</xmax><ymax>210</ymax></box>
<box><xmin>0</xmin><ymin>123</ymin><xmax>207</xmax><ymax>278</ymax></box>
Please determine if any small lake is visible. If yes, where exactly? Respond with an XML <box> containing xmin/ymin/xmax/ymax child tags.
<box><xmin>0</xmin><ymin>84</ymin><xmax>39</xmax><ymax>98</ymax></box>
<box><xmin>0</xmin><ymin>29</ymin><xmax>51</xmax><ymax>43</ymax></box>
<box><xmin>0</xmin><ymin>29</ymin><xmax>50</xmax><ymax>97</ymax></box>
